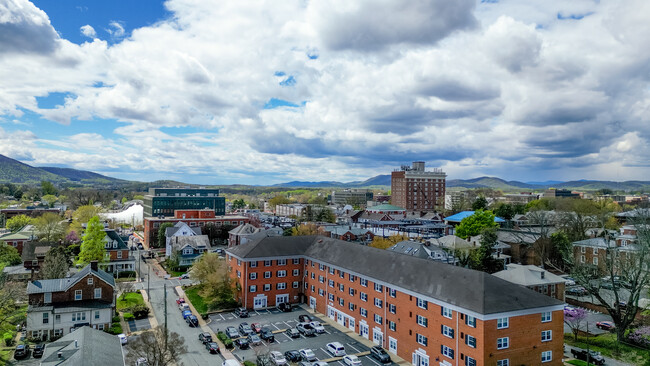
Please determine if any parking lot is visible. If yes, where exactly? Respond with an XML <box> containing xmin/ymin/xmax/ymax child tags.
<box><xmin>208</xmin><ymin>307</ymin><xmax>395</xmax><ymax>366</ymax></box>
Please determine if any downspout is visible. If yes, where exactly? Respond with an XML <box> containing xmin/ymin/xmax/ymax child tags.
<box><xmin>456</xmin><ymin>313</ymin><xmax>459</xmax><ymax>366</ymax></box>
<box><xmin>244</xmin><ymin>261</ymin><xmax>248</xmax><ymax>309</ymax></box>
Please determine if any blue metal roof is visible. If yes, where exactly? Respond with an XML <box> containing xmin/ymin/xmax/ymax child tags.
<box><xmin>444</xmin><ymin>211</ymin><xmax>505</xmax><ymax>223</ymax></box>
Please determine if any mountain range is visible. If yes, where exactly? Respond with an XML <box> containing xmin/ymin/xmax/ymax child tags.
<box><xmin>1</xmin><ymin>153</ymin><xmax>649</xmax><ymax>191</ymax></box>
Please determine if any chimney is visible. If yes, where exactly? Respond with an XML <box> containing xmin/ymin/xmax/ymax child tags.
<box><xmin>90</xmin><ymin>261</ymin><xmax>98</xmax><ymax>271</ymax></box>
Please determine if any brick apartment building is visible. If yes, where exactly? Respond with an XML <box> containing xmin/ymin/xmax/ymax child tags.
<box><xmin>226</xmin><ymin>236</ymin><xmax>564</xmax><ymax>366</ymax></box>
<box><xmin>391</xmin><ymin>162</ymin><xmax>446</xmax><ymax>212</ymax></box>
<box><xmin>143</xmin><ymin>209</ymin><xmax>249</xmax><ymax>248</ymax></box>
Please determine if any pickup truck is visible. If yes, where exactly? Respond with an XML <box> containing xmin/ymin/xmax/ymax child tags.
<box><xmin>571</xmin><ymin>348</ymin><xmax>605</xmax><ymax>365</ymax></box>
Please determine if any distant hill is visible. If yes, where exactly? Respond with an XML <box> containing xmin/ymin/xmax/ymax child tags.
<box><xmin>0</xmin><ymin>154</ymin><xmax>68</xmax><ymax>184</ymax></box>
<box><xmin>40</xmin><ymin>167</ymin><xmax>127</xmax><ymax>184</ymax></box>
<box><xmin>447</xmin><ymin>176</ymin><xmax>541</xmax><ymax>190</ymax></box>
<box><xmin>271</xmin><ymin>174</ymin><xmax>391</xmax><ymax>188</ymax></box>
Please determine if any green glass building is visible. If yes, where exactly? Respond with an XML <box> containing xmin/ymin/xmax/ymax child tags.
<box><xmin>142</xmin><ymin>188</ymin><xmax>226</xmax><ymax>217</ymax></box>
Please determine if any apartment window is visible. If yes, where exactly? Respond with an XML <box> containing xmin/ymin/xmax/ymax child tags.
<box><xmin>237</xmin><ymin>259</ymin><xmax>242</xmax><ymax>266</ymax></box>
<box><xmin>94</xmin><ymin>288</ymin><xmax>101</xmax><ymax>299</ymax></box>
<box><xmin>87</xmin><ymin>277</ymin><xmax>93</xmax><ymax>285</ymax></box>
<box><xmin>417</xmin><ymin>298</ymin><xmax>428</xmax><ymax>310</ymax></box>
<box><xmin>250</xmin><ymin>273</ymin><xmax>257</xmax><ymax>280</ymax></box>
<box><xmin>293</xmin><ymin>258</ymin><xmax>300</xmax><ymax>265</ymax></box>
<box><xmin>311</xmin><ymin>260</ymin><xmax>314</xmax><ymax>267</ymax></box>
<box><xmin>72</xmin><ymin>312</ymin><xmax>86</xmax><ymax>322</ymax></box>
<box><xmin>388</xmin><ymin>321</ymin><xmax>396</xmax><ymax>331</ymax></box>
<box><xmin>311</xmin><ymin>272</ymin><xmax>316</xmax><ymax>280</ymax></box>
<box><xmin>497</xmin><ymin>317</ymin><xmax>509</xmax><ymax>329</ymax></box>
<box><xmin>329</xmin><ymin>293</ymin><xmax>335</xmax><ymax>301</ymax></box>
<box><xmin>441</xmin><ymin>324</ymin><xmax>454</xmax><ymax>338</ymax></box>
<box><xmin>250</xmin><ymin>261</ymin><xmax>257</xmax><ymax>268</ymax></box>
<box><xmin>389</xmin><ymin>288</ymin><xmax>396</xmax><ymax>298</ymax></box>
<box><xmin>319</xmin><ymin>264</ymin><xmax>325</xmax><ymax>271</ymax></box>
<box><xmin>441</xmin><ymin>306</ymin><xmax>452</xmax><ymax>318</ymax></box>
<box><xmin>416</xmin><ymin>315</ymin><xmax>428</xmax><ymax>327</ymax></box>
<box><xmin>349</xmin><ymin>288</ymin><xmax>355</xmax><ymax>296</ymax></box>
<box><xmin>360</xmin><ymin>308</ymin><xmax>367</xmax><ymax>317</ymax></box>
<box><xmin>497</xmin><ymin>360</ymin><xmax>509</xmax><ymax>366</ymax></box>
<box><xmin>389</xmin><ymin>304</ymin><xmax>396</xmax><ymax>314</ymax></box>
<box><xmin>349</xmin><ymin>274</ymin><xmax>356</xmax><ymax>282</ymax></box>
<box><xmin>593</xmin><ymin>257</ymin><xmax>599</xmax><ymax>265</ymax></box>
<box><xmin>44</xmin><ymin>292</ymin><xmax>52</xmax><ymax>304</ymax></box>
<box><xmin>327</xmin><ymin>267</ymin><xmax>334</xmax><ymax>275</ymax></box>
<box><xmin>465</xmin><ymin>334</ymin><xmax>476</xmax><ymax>348</ymax></box>
<box><xmin>580</xmin><ymin>246</ymin><xmax>586</xmax><ymax>253</ymax></box>
<box><xmin>264</xmin><ymin>284</ymin><xmax>271</xmax><ymax>291</ymax></box>
<box><xmin>374</xmin><ymin>314</ymin><xmax>383</xmax><ymax>324</ymax></box>
<box><xmin>250</xmin><ymin>285</ymin><xmax>257</xmax><ymax>293</ymax></box>
<box><xmin>409</xmin><ymin>332</ymin><xmax>426</xmax><ymax>347</ymax></box>
<box><xmin>339</xmin><ymin>283</ymin><xmax>344</xmax><ymax>291</ymax></box>
<box><xmin>264</xmin><ymin>271</ymin><xmax>271</xmax><ymax>278</ymax></box>
<box><xmin>117</xmin><ymin>251</ymin><xmax>123</xmax><ymax>259</ymax></box>
<box><xmin>319</xmin><ymin>275</ymin><xmax>325</xmax><ymax>283</ymax></box>
<box><xmin>465</xmin><ymin>315</ymin><xmax>476</xmax><ymax>327</ymax></box>
<box><xmin>264</xmin><ymin>260</ymin><xmax>272</xmax><ymax>266</ymax></box>
<box><xmin>42</xmin><ymin>313</ymin><xmax>49</xmax><ymax>324</ymax></box>
<box><xmin>361</xmin><ymin>292</ymin><xmax>368</xmax><ymax>302</ymax></box>
<box><xmin>339</xmin><ymin>270</ymin><xmax>345</xmax><ymax>278</ymax></box>
<box><xmin>339</xmin><ymin>298</ymin><xmax>344</xmax><ymax>306</ymax></box>
<box><xmin>310</xmin><ymin>284</ymin><xmax>314</xmax><ymax>291</ymax></box>
<box><xmin>360</xmin><ymin>278</ymin><xmax>368</xmax><ymax>287</ymax></box>
<box><xmin>374</xmin><ymin>298</ymin><xmax>383</xmax><ymax>308</ymax></box>
<box><xmin>497</xmin><ymin>337</ymin><xmax>509</xmax><ymax>349</ymax></box>
<box><xmin>593</xmin><ymin>247</ymin><xmax>598</xmax><ymax>255</ymax></box>
<box><xmin>277</xmin><ymin>283</ymin><xmax>287</xmax><ymax>290</ymax></box>
<box><xmin>542</xmin><ymin>330</ymin><xmax>552</xmax><ymax>342</ymax></box>
<box><xmin>277</xmin><ymin>259</ymin><xmax>287</xmax><ymax>266</ymax></box>
<box><xmin>277</xmin><ymin>270</ymin><xmax>287</xmax><ymax>278</ymax></box>
<box><xmin>541</xmin><ymin>311</ymin><xmax>552</xmax><ymax>323</ymax></box>
<box><xmin>328</xmin><ymin>279</ymin><xmax>334</xmax><ymax>288</ymax></box>
<box><xmin>293</xmin><ymin>269</ymin><xmax>300</xmax><ymax>276</ymax></box>
<box><xmin>236</xmin><ymin>270</ymin><xmax>241</xmax><ymax>278</ymax></box>
<box><xmin>541</xmin><ymin>351</ymin><xmax>552</xmax><ymax>363</ymax></box>
<box><xmin>580</xmin><ymin>255</ymin><xmax>585</xmax><ymax>263</ymax></box>
<box><xmin>293</xmin><ymin>281</ymin><xmax>299</xmax><ymax>288</ymax></box>
<box><xmin>75</xmin><ymin>290</ymin><xmax>82</xmax><ymax>301</ymax></box>
<box><xmin>319</xmin><ymin>289</ymin><xmax>324</xmax><ymax>296</ymax></box>
<box><xmin>374</xmin><ymin>283</ymin><xmax>383</xmax><ymax>292</ymax></box>
<box><xmin>465</xmin><ymin>357</ymin><xmax>476</xmax><ymax>366</ymax></box>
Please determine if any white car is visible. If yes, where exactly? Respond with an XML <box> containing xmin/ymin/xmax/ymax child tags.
<box><xmin>270</xmin><ymin>351</ymin><xmax>288</xmax><ymax>366</ymax></box>
<box><xmin>309</xmin><ymin>321</ymin><xmax>325</xmax><ymax>333</ymax></box>
<box><xmin>343</xmin><ymin>355</ymin><xmax>362</xmax><ymax>366</ymax></box>
<box><xmin>300</xmin><ymin>348</ymin><xmax>318</xmax><ymax>361</ymax></box>
<box><xmin>326</xmin><ymin>342</ymin><xmax>346</xmax><ymax>357</ymax></box>
<box><xmin>117</xmin><ymin>333</ymin><xmax>127</xmax><ymax>345</ymax></box>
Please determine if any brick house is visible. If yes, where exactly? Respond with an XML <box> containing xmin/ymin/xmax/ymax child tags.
<box><xmin>101</xmin><ymin>230</ymin><xmax>135</xmax><ymax>276</ymax></box>
<box><xmin>26</xmin><ymin>261</ymin><xmax>115</xmax><ymax>340</ymax></box>
<box><xmin>0</xmin><ymin>225</ymin><xmax>37</xmax><ymax>256</ymax></box>
<box><xmin>22</xmin><ymin>242</ymin><xmax>55</xmax><ymax>275</ymax></box>
<box><xmin>226</xmin><ymin>236</ymin><xmax>564</xmax><ymax>366</ymax></box>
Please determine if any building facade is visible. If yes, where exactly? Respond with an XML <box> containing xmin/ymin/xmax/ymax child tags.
<box><xmin>331</xmin><ymin>190</ymin><xmax>374</xmax><ymax>207</ymax></box>
<box><xmin>227</xmin><ymin>236</ymin><xmax>564</xmax><ymax>366</ymax></box>
<box><xmin>391</xmin><ymin>162</ymin><xmax>446</xmax><ymax>212</ymax></box>
<box><xmin>101</xmin><ymin>230</ymin><xmax>135</xmax><ymax>276</ymax></box>
<box><xmin>142</xmin><ymin>188</ymin><xmax>226</xmax><ymax>218</ymax></box>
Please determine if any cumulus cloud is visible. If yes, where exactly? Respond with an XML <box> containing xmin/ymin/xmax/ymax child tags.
<box><xmin>80</xmin><ymin>24</ymin><xmax>96</xmax><ymax>38</ymax></box>
<box><xmin>0</xmin><ymin>0</ymin><xmax>59</xmax><ymax>55</ymax></box>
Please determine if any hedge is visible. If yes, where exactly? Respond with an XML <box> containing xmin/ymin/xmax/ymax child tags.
<box><xmin>123</xmin><ymin>313</ymin><xmax>135</xmax><ymax>321</ymax></box>
<box><xmin>117</xmin><ymin>271</ymin><xmax>137</xmax><ymax>278</ymax></box>
<box><xmin>107</xmin><ymin>323</ymin><xmax>123</xmax><ymax>335</ymax></box>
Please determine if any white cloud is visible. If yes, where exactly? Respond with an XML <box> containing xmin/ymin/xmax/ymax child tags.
<box><xmin>106</xmin><ymin>21</ymin><xmax>125</xmax><ymax>38</ymax></box>
<box><xmin>80</xmin><ymin>24</ymin><xmax>96</xmax><ymax>38</ymax></box>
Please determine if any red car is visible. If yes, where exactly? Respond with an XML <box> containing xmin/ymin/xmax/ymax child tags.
<box><xmin>176</xmin><ymin>297</ymin><xmax>185</xmax><ymax>305</ymax></box>
<box><xmin>251</xmin><ymin>323</ymin><xmax>263</xmax><ymax>333</ymax></box>
<box><xmin>596</xmin><ymin>321</ymin><xmax>615</xmax><ymax>331</ymax></box>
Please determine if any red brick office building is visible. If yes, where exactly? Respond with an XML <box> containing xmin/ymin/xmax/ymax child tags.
<box><xmin>391</xmin><ymin>161</ymin><xmax>446</xmax><ymax>212</ymax></box>
<box><xmin>227</xmin><ymin>236</ymin><xmax>564</xmax><ymax>366</ymax></box>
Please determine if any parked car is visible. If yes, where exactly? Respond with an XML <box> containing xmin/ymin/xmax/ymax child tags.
<box><xmin>299</xmin><ymin>348</ymin><xmax>317</xmax><ymax>362</ymax></box>
<box><xmin>179</xmin><ymin>303</ymin><xmax>190</xmax><ymax>312</ymax></box>
<box><xmin>566</xmin><ymin>286</ymin><xmax>589</xmax><ymax>296</ymax></box>
<box><xmin>260</xmin><ymin>327</ymin><xmax>275</xmax><ymax>342</ymax></box>
<box><xmin>179</xmin><ymin>273</ymin><xmax>190</xmax><ymax>279</ymax></box>
<box><xmin>596</xmin><ymin>321</ymin><xmax>615</xmax><ymax>331</ymax></box>
<box><xmin>248</xmin><ymin>334</ymin><xmax>263</xmax><ymax>346</ymax></box>
<box><xmin>326</xmin><ymin>342</ymin><xmax>346</xmax><ymax>357</ymax></box>
<box><xmin>278</xmin><ymin>302</ymin><xmax>292</xmax><ymax>312</ymax></box>
<box><xmin>298</xmin><ymin>314</ymin><xmax>313</xmax><ymax>323</ymax></box>
<box><xmin>182</xmin><ymin>310</ymin><xmax>193</xmax><ymax>319</ymax></box>
<box><xmin>199</xmin><ymin>332</ymin><xmax>213</xmax><ymax>344</ymax></box>
<box><xmin>226</xmin><ymin>326</ymin><xmax>240</xmax><ymax>339</ymax></box>
<box><xmin>297</xmin><ymin>323</ymin><xmax>316</xmax><ymax>337</ymax></box>
<box><xmin>186</xmin><ymin>315</ymin><xmax>199</xmax><ymax>327</ymax></box>
<box><xmin>205</xmin><ymin>342</ymin><xmax>220</xmax><ymax>354</ymax></box>
<box><xmin>285</xmin><ymin>327</ymin><xmax>300</xmax><ymax>338</ymax></box>
<box><xmin>117</xmin><ymin>334</ymin><xmax>128</xmax><ymax>345</ymax></box>
<box><xmin>234</xmin><ymin>308</ymin><xmax>249</xmax><ymax>318</ymax></box>
<box><xmin>309</xmin><ymin>321</ymin><xmax>325</xmax><ymax>333</ymax></box>
<box><xmin>284</xmin><ymin>350</ymin><xmax>302</xmax><ymax>362</ymax></box>
<box><xmin>136</xmin><ymin>357</ymin><xmax>149</xmax><ymax>366</ymax></box>
<box><xmin>298</xmin><ymin>362</ymin><xmax>313</xmax><ymax>366</ymax></box>
<box><xmin>563</xmin><ymin>276</ymin><xmax>576</xmax><ymax>286</ymax></box>
<box><xmin>32</xmin><ymin>344</ymin><xmax>45</xmax><ymax>358</ymax></box>
<box><xmin>251</xmin><ymin>323</ymin><xmax>263</xmax><ymax>333</ymax></box>
<box><xmin>370</xmin><ymin>346</ymin><xmax>391</xmax><ymax>363</ymax></box>
<box><xmin>14</xmin><ymin>344</ymin><xmax>30</xmax><ymax>359</ymax></box>
<box><xmin>571</xmin><ymin>348</ymin><xmax>605</xmax><ymax>365</ymax></box>
<box><xmin>618</xmin><ymin>301</ymin><xmax>628</xmax><ymax>310</ymax></box>
<box><xmin>239</xmin><ymin>322</ymin><xmax>253</xmax><ymax>336</ymax></box>
<box><xmin>235</xmin><ymin>337</ymin><xmax>250</xmax><ymax>349</ymax></box>
<box><xmin>176</xmin><ymin>297</ymin><xmax>185</xmax><ymax>305</ymax></box>
<box><xmin>343</xmin><ymin>355</ymin><xmax>362</xmax><ymax>366</ymax></box>
<box><xmin>270</xmin><ymin>351</ymin><xmax>288</xmax><ymax>366</ymax></box>
<box><xmin>313</xmin><ymin>362</ymin><xmax>329</xmax><ymax>366</ymax></box>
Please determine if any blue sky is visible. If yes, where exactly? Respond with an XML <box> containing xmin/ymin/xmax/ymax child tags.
<box><xmin>1</xmin><ymin>0</ymin><xmax>649</xmax><ymax>185</ymax></box>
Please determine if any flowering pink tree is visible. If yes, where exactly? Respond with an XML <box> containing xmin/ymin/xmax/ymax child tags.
<box><xmin>564</xmin><ymin>307</ymin><xmax>588</xmax><ymax>341</ymax></box>
<box><xmin>64</xmin><ymin>231</ymin><xmax>80</xmax><ymax>244</ymax></box>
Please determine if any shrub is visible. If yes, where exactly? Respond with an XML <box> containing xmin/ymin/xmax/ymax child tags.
<box><xmin>117</xmin><ymin>271</ymin><xmax>136</xmax><ymax>278</ymax></box>
<box><xmin>223</xmin><ymin>338</ymin><xmax>234</xmax><ymax>349</ymax></box>
<box><xmin>131</xmin><ymin>304</ymin><xmax>150</xmax><ymax>319</ymax></box>
<box><xmin>3</xmin><ymin>332</ymin><xmax>14</xmax><ymax>347</ymax></box>
<box><xmin>112</xmin><ymin>315</ymin><xmax>121</xmax><ymax>323</ymax></box>
<box><xmin>217</xmin><ymin>332</ymin><xmax>227</xmax><ymax>342</ymax></box>
<box><xmin>244</xmin><ymin>361</ymin><xmax>256</xmax><ymax>366</ymax></box>
<box><xmin>123</xmin><ymin>313</ymin><xmax>135</xmax><ymax>321</ymax></box>
<box><xmin>107</xmin><ymin>323</ymin><xmax>123</xmax><ymax>335</ymax></box>
<box><xmin>200</xmin><ymin>313</ymin><xmax>208</xmax><ymax>320</ymax></box>
<box><xmin>628</xmin><ymin>326</ymin><xmax>650</xmax><ymax>348</ymax></box>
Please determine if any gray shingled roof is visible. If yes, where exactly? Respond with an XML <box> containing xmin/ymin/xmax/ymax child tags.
<box><xmin>27</xmin><ymin>264</ymin><xmax>115</xmax><ymax>294</ymax></box>
<box><xmin>40</xmin><ymin>326</ymin><xmax>124</xmax><ymax>366</ymax></box>
<box><xmin>227</xmin><ymin>236</ymin><xmax>562</xmax><ymax>315</ymax></box>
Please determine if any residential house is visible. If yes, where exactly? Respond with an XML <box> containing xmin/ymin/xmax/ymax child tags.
<box><xmin>101</xmin><ymin>230</ymin><xmax>135</xmax><ymax>276</ymax></box>
<box><xmin>323</xmin><ymin>226</ymin><xmax>374</xmax><ymax>243</ymax></box>
<box><xmin>168</xmin><ymin>235</ymin><xmax>211</xmax><ymax>266</ymax></box>
<box><xmin>229</xmin><ymin>223</ymin><xmax>262</xmax><ymax>246</ymax></box>
<box><xmin>493</xmin><ymin>264</ymin><xmax>566</xmax><ymax>301</ymax></box>
<box><xmin>2</xmin><ymin>264</ymin><xmax>31</xmax><ymax>281</ymax></box>
<box><xmin>388</xmin><ymin>240</ymin><xmax>456</xmax><ymax>264</ymax></box>
<box><xmin>165</xmin><ymin>221</ymin><xmax>201</xmax><ymax>251</ymax></box>
<box><xmin>22</xmin><ymin>242</ymin><xmax>55</xmax><ymax>275</ymax></box>
<box><xmin>40</xmin><ymin>326</ymin><xmax>125</xmax><ymax>366</ymax></box>
<box><xmin>26</xmin><ymin>261</ymin><xmax>115</xmax><ymax>340</ymax></box>
<box><xmin>0</xmin><ymin>225</ymin><xmax>37</xmax><ymax>256</ymax></box>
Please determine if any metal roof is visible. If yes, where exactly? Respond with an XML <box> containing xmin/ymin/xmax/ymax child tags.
<box><xmin>40</xmin><ymin>326</ymin><xmax>124</xmax><ymax>366</ymax></box>
<box><xmin>27</xmin><ymin>264</ymin><xmax>115</xmax><ymax>294</ymax></box>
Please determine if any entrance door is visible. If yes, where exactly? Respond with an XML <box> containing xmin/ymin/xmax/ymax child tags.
<box><xmin>359</xmin><ymin>321</ymin><xmax>369</xmax><ymax>339</ymax></box>
<box><xmin>328</xmin><ymin>307</ymin><xmax>335</xmax><ymax>320</ymax></box>
<box><xmin>412</xmin><ymin>350</ymin><xmax>429</xmax><ymax>366</ymax></box>
<box><xmin>337</xmin><ymin>312</ymin><xmax>344</xmax><ymax>326</ymax></box>
<box><xmin>348</xmin><ymin>318</ymin><xmax>355</xmax><ymax>331</ymax></box>
<box><xmin>275</xmin><ymin>294</ymin><xmax>289</xmax><ymax>305</ymax></box>
<box><xmin>253</xmin><ymin>295</ymin><xmax>267</xmax><ymax>309</ymax></box>
<box><xmin>388</xmin><ymin>337</ymin><xmax>397</xmax><ymax>354</ymax></box>
<box><xmin>373</xmin><ymin>327</ymin><xmax>383</xmax><ymax>346</ymax></box>
<box><xmin>309</xmin><ymin>296</ymin><xmax>316</xmax><ymax>310</ymax></box>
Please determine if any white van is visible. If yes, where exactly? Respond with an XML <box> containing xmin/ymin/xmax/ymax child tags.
<box><xmin>326</xmin><ymin>342</ymin><xmax>346</xmax><ymax>357</ymax></box>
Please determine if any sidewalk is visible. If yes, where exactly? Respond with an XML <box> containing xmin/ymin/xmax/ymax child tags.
<box><xmin>176</xmin><ymin>286</ymin><xmax>236</xmax><ymax>360</ymax></box>
<box><xmin>300</xmin><ymin>304</ymin><xmax>410</xmax><ymax>365</ymax></box>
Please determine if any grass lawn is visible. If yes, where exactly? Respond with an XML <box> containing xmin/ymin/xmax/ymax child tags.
<box><xmin>116</xmin><ymin>292</ymin><xmax>145</xmax><ymax>311</ymax></box>
<box><xmin>566</xmin><ymin>360</ymin><xmax>589</xmax><ymax>366</ymax></box>
<box><xmin>564</xmin><ymin>333</ymin><xmax>650</xmax><ymax>366</ymax></box>
<box><xmin>184</xmin><ymin>286</ymin><xmax>208</xmax><ymax>314</ymax></box>
<box><xmin>169</xmin><ymin>270</ymin><xmax>186</xmax><ymax>277</ymax></box>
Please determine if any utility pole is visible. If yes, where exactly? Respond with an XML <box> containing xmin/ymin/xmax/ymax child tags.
<box><xmin>163</xmin><ymin>282</ymin><xmax>168</xmax><ymax>350</ymax></box>
<box><xmin>147</xmin><ymin>262</ymin><xmax>150</xmax><ymax>294</ymax></box>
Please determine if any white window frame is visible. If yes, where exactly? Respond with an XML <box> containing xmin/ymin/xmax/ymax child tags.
<box><xmin>497</xmin><ymin>337</ymin><xmax>509</xmax><ymax>350</ymax></box>
<box><xmin>466</xmin><ymin>334</ymin><xmax>476</xmax><ymax>348</ymax></box>
<box><xmin>416</xmin><ymin>333</ymin><xmax>428</xmax><ymax>346</ymax></box>
<box><xmin>361</xmin><ymin>292</ymin><xmax>368</xmax><ymax>302</ymax></box>
<box><xmin>417</xmin><ymin>298</ymin><xmax>428</xmax><ymax>310</ymax></box>
<box><xmin>497</xmin><ymin>317</ymin><xmax>509</xmax><ymax>329</ymax></box>
<box><xmin>374</xmin><ymin>314</ymin><xmax>382</xmax><ymax>324</ymax></box>
<box><xmin>87</xmin><ymin>277</ymin><xmax>93</xmax><ymax>285</ymax></box>
<box><xmin>374</xmin><ymin>298</ymin><xmax>383</xmax><ymax>308</ymax></box>
<box><xmin>442</xmin><ymin>306</ymin><xmax>452</xmax><ymax>319</ymax></box>
<box><xmin>542</xmin><ymin>330</ymin><xmax>552</xmax><ymax>342</ymax></box>
<box><xmin>293</xmin><ymin>281</ymin><xmax>299</xmax><ymax>288</ymax></box>
<box><xmin>293</xmin><ymin>269</ymin><xmax>300</xmax><ymax>276</ymax></box>
<box><xmin>250</xmin><ymin>272</ymin><xmax>257</xmax><ymax>280</ymax></box>
<box><xmin>541</xmin><ymin>311</ymin><xmax>552</xmax><ymax>323</ymax></box>
<box><xmin>264</xmin><ymin>271</ymin><xmax>271</xmax><ymax>279</ymax></box>
<box><xmin>277</xmin><ymin>282</ymin><xmax>287</xmax><ymax>290</ymax></box>
<box><xmin>277</xmin><ymin>270</ymin><xmax>287</xmax><ymax>278</ymax></box>
<box><xmin>541</xmin><ymin>351</ymin><xmax>552</xmax><ymax>363</ymax></box>
<box><xmin>277</xmin><ymin>259</ymin><xmax>287</xmax><ymax>266</ymax></box>
<box><xmin>94</xmin><ymin>288</ymin><xmax>101</xmax><ymax>299</ymax></box>
<box><xmin>360</xmin><ymin>308</ymin><xmax>367</xmax><ymax>317</ymax></box>
<box><xmin>497</xmin><ymin>360</ymin><xmax>509</xmax><ymax>366</ymax></box>
<box><xmin>416</xmin><ymin>315</ymin><xmax>428</xmax><ymax>327</ymax></box>
<box><xmin>466</xmin><ymin>315</ymin><xmax>476</xmax><ymax>327</ymax></box>
<box><xmin>75</xmin><ymin>290</ymin><xmax>82</xmax><ymax>301</ymax></box>
<box><xmin>249</xmin><ymin>285</ymin><xmax>257</xmax><ymax>293</ymax></box>
<box><xmin>264</xmin><ymin>284</ymin><xmax>271</xmax><ymax>291</ymax></box>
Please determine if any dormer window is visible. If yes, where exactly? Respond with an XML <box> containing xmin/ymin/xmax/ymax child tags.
<box><xmin>88</xmin><ymin>277</ymin><xmax>93</xmax><ymax>285</ymax></box>
<box><xmin>113</xmin><ymin>240</ymin><xmax>118</xmax><ymax>249</ymax></box>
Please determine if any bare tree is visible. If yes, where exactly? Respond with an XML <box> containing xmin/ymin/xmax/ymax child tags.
<box><xmin>40</xmin><ymin>246</ymin><xmax>72</xmax><ymax>279</ymax></box>
<box><xmin>117</xmin><ymin>281</ymin><xmax>135</xmax><ymax>301</ymax></box>
<box><xmin>0</xmin><ymin>280</ymin><xmax>27</xmax><ymax>330</ymax></box>
<box><xmin>125</xmin><ymin>327</ymin><xmax>187</xmax><ymax>366</ymax></box>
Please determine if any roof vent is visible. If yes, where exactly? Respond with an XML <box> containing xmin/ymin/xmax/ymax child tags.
<box><xmin>58</xmin><ymin>351</ymin><xmax>63</xmax><ymax>359</ymax></box>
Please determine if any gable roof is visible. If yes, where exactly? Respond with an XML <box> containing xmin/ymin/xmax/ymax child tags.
<box><xmin>22</xmin><ymin>242</ymin><xmax>56</xmax><ymax>262</ymax></box>
<box><xmin>166</xmin><ymin>222</ymin><xmax>201</xmax><ymax>237</ymax></box>
<box><xmin>227</xmin><ymin>235</ymin><xmax>562</xmax><ymax>315</ymax></box>
<box><xmin>229</xmin><ymin>223</ymin><xmax>261</xmax><ymax>235</ymax></box>
<box><xmin>433</xmin><ymin>235</ymin><xmax>473</xmax><ymax>250</ymax></box>
<box><xmin>170</xmin><ymin>235</ymin><xmax>210</xmax><ymax>251</ymax></box>
<box><xmin>103</xmin><ymin>230</ymin><xmax>128</xmax><ymax>250</ymax></box>
<box><xmin>367</xmin><ymin>204</ymin><xmax>405</xmax><ymax>212</ymax></box>
<box><xmin>27</xmin><ymin>264</ymin><xmax>115</xmax><ymax>294</ymax></box>
<box><xmin>40</xmin><ymin>326</ymin><xmax>124</xmax><ymax>366</ymax></box>
<box><xmin>493</xmin><ymin>264</ymin><xmax>565</xmax><ymax>286</ymax></box>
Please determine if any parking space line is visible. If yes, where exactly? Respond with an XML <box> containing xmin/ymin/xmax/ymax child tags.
<box><xmin>365</xmin><ymin>356</ymin><xmax>382</xmax><ymax>366</ymax></box>
<box><xmin>347</xmin><ymin>343</ymin><xmax>362</xmax><ymax>353</ymax></box>
<box><xmin>219</xmin><ymin>314</ymin><xmax>225</xmax><ymax>320</ymax></box>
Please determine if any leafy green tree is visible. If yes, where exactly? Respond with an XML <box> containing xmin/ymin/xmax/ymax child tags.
<box><xmin>525</xmin><ymin>198</ymin><xmax>554</xmax><ymax>212</ymax></box>
<box><xmin>190</xmin><ymin>253</ymin><xmax>236</xmax><ymax>308</ymax></box>
<box><xmin>77</xmin><ymin>216</ymin><xmax>107</xmax><ymax>266</ymax></box>
<box><xmin>471</xmin><ymin>196</ymin><xmax>488</xmax><ymax>211</ymax></box>
<box><xmin>291</xmin><ymin>223</ymin><xmax>319</xmax><ymax>236</ymax></box>
<box><xmin>41</xmin><ymin>181</ymin><xmax>58</xmax><ymax>196</ymax></box>
<box><xmin>231</xmin><ymin>199</ymin><xmax>246</xmax><ymax>210</ymax></box>
<box><xmin>469</xmin><ymin>227</ymin><xmax>503</xmax><ymax>273</ymax></box>
<box><xmin>70</xmin><ymin>205</ymin><xmax>102</xmax><ymax>235</ymax></box>
<box><xmin>315</xmin><ymin>208</ymin><xmax>336</xmax><ymax>223</ymax></box>
<box><xmin>494</xmin><ymin>203</ymin><xmax>515</xmax><ymax>221</ymax></box>
<box><xmin>5</xmin><ymin>214</ymin><xmax>32</xmax><ymax>232</ymax></box>
<box><xmin>41</xmin><ymin>246</ymin><xmax>72</xmax><ymax>279</ymax></box>
<box><xmin>41</xmin><ymin>194</ymin><xmax>58</xmax><ymax>207</ymax></box>
<box><xmin>156</xmin><ymin>222</ymin><xmax>174</xmax><ymax>248</ymax></box>
<box><xmin>0</xmin><ymin>244</ymin><xmax>22</xmax><ymax>267</ymax></box>
<box><xmin>268</xmin><ymin>195</ymin><xmax>291</xmax><ymax>210</ymax></box>
<box><xmin>549</xmin><ymin>231</ymin><xmax>572</xmax><ymax>272</ymax></box>
<box><xmin>34</xmin><ymin>212</ymin><xmax>65</xmax><ymax>243</ymax></box>
<box><xmin>455</xmin><ymin>210</ymin><xmax>499</xmax><ymax>239</ymax></box>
